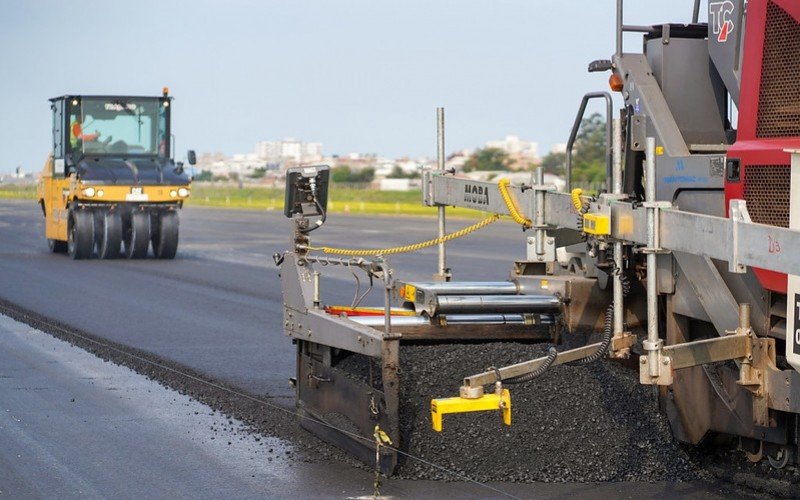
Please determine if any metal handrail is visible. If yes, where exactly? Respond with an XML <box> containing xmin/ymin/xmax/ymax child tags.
<box><xmin>564</xmin><ymin>92</ymin><xmax>613</xmax><ymax>193</ymax></box>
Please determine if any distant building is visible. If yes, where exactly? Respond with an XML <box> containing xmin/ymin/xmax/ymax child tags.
<box><xmin>256</xmin><ymin>138</ymin><xmax>323</xmax><ymax>166</ymax></box>
<box><xmin>485</xmin><ymin>135</ymin><xmax>539</xmax><ymax>169</ymax></box>
<box><xmin>550</xmin><ymin>143</ymin><xmax>567</xmax><ymax>154</ymax></box>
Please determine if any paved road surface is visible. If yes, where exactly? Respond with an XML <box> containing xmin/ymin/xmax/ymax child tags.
<box><xmin>0</xmin><ymin>199</ymin><xmax>752</xmax><ymax>497</ymax></box>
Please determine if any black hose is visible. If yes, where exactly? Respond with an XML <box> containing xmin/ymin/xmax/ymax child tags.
<box><xmin>567</xmin><ymin>265</ymin><xmax>631</xmax><ymax>365</ymax></box>
<box><xmin>299</xmin><ymin>197</ymin><xmax>327</xmax><ymax>233</ymax></box>
<box><xmin>501</xmin><ymin>347</ymin><xmax>558</xmax><ymax>385</ymax></box>
<box><xmin>566</xmin><ymin>303</ymin><xmax>614</xmax><ymax>365</ymax></box>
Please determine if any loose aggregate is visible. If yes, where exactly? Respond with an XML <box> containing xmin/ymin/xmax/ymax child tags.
<box><xmin>1</xmin><ymin>297</ymin><xmax>797</xmax><ymax>496</ymax></box>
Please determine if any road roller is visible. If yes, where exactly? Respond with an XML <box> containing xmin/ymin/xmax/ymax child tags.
<box><xmin>37</xmin><ymin>88</ymin><xmax>193</xmax><ymax>259</ymax></box>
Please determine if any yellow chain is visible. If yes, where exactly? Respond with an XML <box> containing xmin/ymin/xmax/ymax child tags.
<box><xmin>306</xmin><ymin>214</ymin><xmax>501</xmax><ymax>256</ymax></box>
<box><xmin>305</xmin><ymin>179</ymin><xmax>534</xmax><ymax>256</ymax></box>
<box><xmin>497</xmin><ymin>178</ymin><xmax>532</xmax><ymax>228</ymax></box>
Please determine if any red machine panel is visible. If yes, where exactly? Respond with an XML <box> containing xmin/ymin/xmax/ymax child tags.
<box><xmin>726</xmin><ymin>0</ymin><xmax>800</xmax><ymax>293</ymax></box>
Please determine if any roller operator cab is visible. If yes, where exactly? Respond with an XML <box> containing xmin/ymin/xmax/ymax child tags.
<box><xmin>37</xmin><ymin>90</ymin><xmax>195</xmax><ymax>259</ymax></box>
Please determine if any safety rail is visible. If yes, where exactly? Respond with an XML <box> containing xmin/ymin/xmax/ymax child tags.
<box><xmin>564</xmin><ymin>92</ymin><xmax>613</xmax><ymax>193</ymax></box>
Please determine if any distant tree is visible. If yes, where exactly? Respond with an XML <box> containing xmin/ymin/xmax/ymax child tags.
<box><xmin>331</xmin><ymin>165</ymin><xmax>354</xmax><ymax>183</ymax></box>
<box><xmin>194</xmin><ymin>170</ymin><xmax>213</xmax><ymax>182</ymax></box>
<box><xmin>331</xmin><ymin>165</ymin><xmax>375</xmax><ymax>183</ymax></box>
<box><xmin>386</xmin><ymin>165</ymin><xmax>420</xmax><ymax>179</ymax></box>
<box><xmin>572</xmin><ymin>112</ymin><xmax>607</xmax><ymax>183</ymax></box>
<box><xmin>229</xmin><ymin>172</ymin><xmax>240</xmax><ymax>182</ymax></box>
<box><xmin>249</xmin><ymin>167</ymin><xmax>267</xmax><ymax>179</ymax></box>
<box><xmin>540</xmin><ymin>151</ymin><xmax>565</xmax><ymax>175</ymax></box>
<box><xmin>462</xmin><ymin>147</ymin><xmax>515</xmax><ymax>172</ymax></box>
<box><xmin>355</xmin><ymin>167</ymin><xmax>375</xmax><ymax>183</ymax></box>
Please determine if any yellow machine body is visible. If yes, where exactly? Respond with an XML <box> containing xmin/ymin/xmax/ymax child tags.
<box><xmin>37</xmin><ymin>156</ymin><xmax>190</xmax><ymax>243</ymax></box>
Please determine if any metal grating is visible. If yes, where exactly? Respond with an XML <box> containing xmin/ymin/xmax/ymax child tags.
<box><xmin>743</xmin><ymin>164</ymin><xmax>790</xmax><ymax>227</ymax></box>
<box><xmin>756</xmin><ymin>1</ymin><xmax>800</xmax><ymax>138</ymax></box>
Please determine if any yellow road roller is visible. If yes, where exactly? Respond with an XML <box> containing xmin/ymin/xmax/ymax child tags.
<box><xmin>37</xmin><ymin>89</ymin><xmax>194</xmax><ymax>259</ymax></box>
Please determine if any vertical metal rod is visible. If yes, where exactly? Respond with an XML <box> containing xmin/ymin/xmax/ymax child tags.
<box><xmin>534</xmin><ymin>166</ymin><xmax>545</xmax><ymax>256</ymax></box>
<box><xmin>382</xmin><ymin>263</ymin><xmax>392</xmax><ymax>335</ymax></box>
<box><xmin>436</xmin><ymin>107</ymin><xmax>448</xmax><ymax>280</ymax></box>
<box><xmin>616</xmin><ymin>0</ymin><xmax>624</xmax><ymax>56</ymax></box>
<box><xmin>645</xmin><ymin>137</ymin><xmax>659</xmax><ymax>377</ymax></box>
<box><xmin>312</xmin><ymin>271</ymin><xmax>321</xmax><ymax>309</ymax></box>
<box><xmin>612</xmin><ymin>118</ymin><xmax>624</xmax><ymax>336</ymax></box>
<box><xmin>692</xmin><ymin>0</ymin><xmax>701</xmax><ymax>23</ymax></box>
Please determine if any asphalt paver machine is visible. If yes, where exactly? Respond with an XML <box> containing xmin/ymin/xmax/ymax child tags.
<box><xmin>279</xmin><ymin>0</ymin><xmax>800</xmax><ymax>473</ymax></box>
<box><xmin>37</xmin><ymin>89</ymin><xmax>193</xmax><ymax>259</ymax></box>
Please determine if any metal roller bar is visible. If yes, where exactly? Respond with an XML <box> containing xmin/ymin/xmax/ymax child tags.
<box><xmin>444</xmin><ymin>313</ymin><xmax>556</xmax><ymax>325</ymax></box>
<box><xmin>350</xmin><ymin>313</ymin><xmax>557</xmax><ymax>327</ymax></box>
<box><xmin>350</xmin><ymin>316</ymin><xmax>430</xmax><ymax>327</ymax></box>
<box><xmin>406</xmin><ymin>281</ymin><xmax>519</xmax><ymax>295</ymax></box>
<box><xmin>436</xmin><ymin>294</ymin><xmax>561</xmax><ymax>314</ymax></box>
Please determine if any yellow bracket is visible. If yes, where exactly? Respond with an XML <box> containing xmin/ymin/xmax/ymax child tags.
<box><xmin>430</xmin><ymin>389</ymin><xmax>511</xmax><ymax>432</ymax></box>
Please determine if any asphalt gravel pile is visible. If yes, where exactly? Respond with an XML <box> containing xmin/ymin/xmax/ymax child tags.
<box><xmin>341</xmin><ymin>340</ymin><xmax>706</xmax><ymax>483</ymax></box>
<box><xmin>3</xmin><ymin>296</ymin><xmax>797</xmax><ymax>495</ymax></box>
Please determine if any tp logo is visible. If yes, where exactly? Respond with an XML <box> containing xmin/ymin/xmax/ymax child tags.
<box><xmin>710</xmin><ymin>1</ymin><xmax>735</xmax><ymax>42</ymax></box>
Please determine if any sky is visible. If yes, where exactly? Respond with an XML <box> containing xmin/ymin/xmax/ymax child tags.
<box><xmin>0</xmin><ymin>0</ymin><xmax>705</xmax><ymax>173</ymax></box>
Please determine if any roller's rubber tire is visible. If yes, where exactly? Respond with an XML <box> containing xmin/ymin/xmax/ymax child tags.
<box><xmin>151</xmin><ymin>211</ymin><xmax>179</xmax><ymax>260</ymax></box>
<box><xmin>123</xmin><ymin>211</ymin><xmax>151</xmax><ymax>259</ymax></box>
<box><xmin>67</xmin><ymin>209</ymin><xmax>94</xmax><ymax>260</ymax></box>
<box><xmin>48</xmin><ymin>239</ymin><xmax>68</xmax><ymax>254</ymax></box>
<box><xmin>98</xmin><ymin>211</ymin><xmax>123</xmax><ymax>259</ymax></box>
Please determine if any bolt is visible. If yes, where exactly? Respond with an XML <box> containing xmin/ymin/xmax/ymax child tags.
<box><xmin>640</xmin><ymin>357</ymin><xmax>647</xmax><ymax>365</ymax></box>
<box><xmin>662</xmin><ymin>359</ymin><xmax>669</xmax><ymax>366</ymax></box>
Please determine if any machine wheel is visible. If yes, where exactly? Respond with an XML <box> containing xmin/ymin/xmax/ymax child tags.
<box><xmin>48</xmin><ymin>239</ymin><xmax>68</xmax><ymax>254</ymax></box>
<box><xmin>98</xmin><ymin>211</ymin><xmax>123</xmax><ymax>259</ymax></box>
<box><xmin>67</xmin><ymin>209</ymin><xmax>94</xmax><ymax>260</ymax></box>
<box><xmin>768</xmin><ymin>448</ymin><xmax>790</xmax><ymax>469</ymax></box>
<box><xmin>151</xmin><ymin>211</ymin><xmax>179</xmax><ymax>259</ymax></box>
<box><xmin>123</xmin><ymin>211</ymin><xmax>151</xmax><ymax>259</ymax></box>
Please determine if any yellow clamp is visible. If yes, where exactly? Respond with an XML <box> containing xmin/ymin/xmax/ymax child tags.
<box><xmin>430</xmin><ymin>389</ymin><xmax>511</xmax><ymax>432</ymax></box>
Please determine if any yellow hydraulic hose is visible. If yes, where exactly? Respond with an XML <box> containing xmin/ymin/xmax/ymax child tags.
<box><xmin>570</xmin><ymin>188</ymin><xmax>584</xmax><ymax>211</ymax></box>
<box><xmin>497</xmin><ymin>178</ymin><xmax>532</xmax><ymax>228</ymax></box>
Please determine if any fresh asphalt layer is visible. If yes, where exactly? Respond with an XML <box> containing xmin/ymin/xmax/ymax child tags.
<box><xmin>0</xmin><ymin>199</ymin><xmax>758</xmax><ymax>497</ymax></box>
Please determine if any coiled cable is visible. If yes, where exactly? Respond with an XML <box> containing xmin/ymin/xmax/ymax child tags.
<box><xmin>501</xmin><ymin>347</ymin><xmax>558</xmax><ymax>384</ymax></box>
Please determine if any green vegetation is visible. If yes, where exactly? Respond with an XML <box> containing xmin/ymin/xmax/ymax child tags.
<box><xmin>188</xmin><ymin>185</ymin><xmax>483</xmax><ymax>217</ymax></box>
<box><xmin>386</xmin><ymin>165</ymin><xmax>420</xmax><ymax>179</ymax></box>
<box><xmin>462</xmin><ymin>147</ymin><xmax>514</xmax><ymax>172</ymax></box>
<box><xmin>193</xmin><ymin>170</ymin><xmax>213</xmax><ymax>182</ymax></box>
<box><xmin>331</xmin><ymin>165</ymin><xmax>375</xmax><ymax>183</ymax></box>
<box><xmin>540</xmin><ymin>112</ymin><xmax>607</xmax><ymax>184</ymax></box>
<box><xmin>0</xmin><ymin>184</ymin><xmax>36</xmax><ymax>199</ymax></box>
<box><xmin>0</xmin><ymin>183</ymin><xmax>486</xmax><ymax>217</ymax></box>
